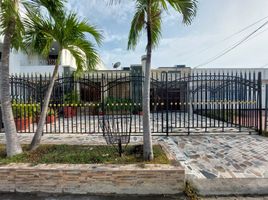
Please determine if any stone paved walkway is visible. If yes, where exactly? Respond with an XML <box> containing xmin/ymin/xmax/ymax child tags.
<box><xmin>170</xmin><ymin>135</ymin><xmax>268</xmax><ymax>179</ymax></box>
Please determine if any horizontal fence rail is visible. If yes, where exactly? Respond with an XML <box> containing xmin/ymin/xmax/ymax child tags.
<box><xmin>0</xmin><ymin>71</ymin><xmax>263</xmax><ymax>135</ymax></box>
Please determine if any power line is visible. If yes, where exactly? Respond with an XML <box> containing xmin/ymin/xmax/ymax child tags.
<box><xmin>221</xmin><ymin>15</ymin><xmax>268</xmax><ymax>41</ymax></box>
<box><xmin>193</xmin><ymin>20</ymin><xmax>268</xmax><ymax>68</ymax></box>
<box><xmin>181</xmin><ymin>15</ymin><xmax>268</xmax><ymax>61</ymax></box>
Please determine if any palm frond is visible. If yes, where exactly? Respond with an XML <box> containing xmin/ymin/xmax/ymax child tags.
<box><xmin>22</xmin><ymin>0</ymin><xmax>66</xmax><ymax>20</ymax></box>
<box><xmin>108</xmin><ymin>0</ymin><xmax>121</xmax><ymax>5</ymax></box>
<box><xmin>78</xmin><ymin>20</ymin><xmax>103</xmax><ymax>46</ymax></box>
<box><xmin>0</xmin><ymin>0</ymin><xmax>24</xmax><ymax>50</ymax></box>
<box><xmin>65</xmin><ymin>46</ymin><xmax>85</xmax><ymax>74</ymax></box>
<box><xmin>150</xmin><ymin>3</ymin><xmax>162</xmax><ymax>49</ymax></box>
<box><xmin>67</xmin><ymin>38</ymin><xmax>100</xmax><ymax>72</ymax></box>
<box><xmin>127</xmin><ymin>1</ymin><xmax>146</xmax><ymax>50</ymax></box>
<box><xmin>23</xmin><ymin>7</ymin><xmax>54</xmax><ymax>56</ymax></box>
<box><xmin>165</xmin><ymin>0</ymin><xmax>197</xmax><ymax>25</ymax></box>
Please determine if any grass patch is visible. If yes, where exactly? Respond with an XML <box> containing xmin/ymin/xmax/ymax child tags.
<box><xmin>0</xmin><ymin>144</ymin><xmax>170</xmax><ymax>165</ymax></box>
<box><xmin>185</xmin><ymin>182</ymin><xmax>200</xmax><ymax>200</ymax></box>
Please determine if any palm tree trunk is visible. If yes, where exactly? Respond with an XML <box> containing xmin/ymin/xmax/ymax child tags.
<box><xmin>143</xmin><ymin>0</ymin><xmax>154</xmax><ymax>161</ymax></box>
<box><xmin>29</xmin><ymin>50</ymin><xmax>62</xmax><ymax>150</ymax></box>
<box><xmin>0</xmin><ymin>20</ymin><xmax>23</xmax><ymax>157</ymax></box>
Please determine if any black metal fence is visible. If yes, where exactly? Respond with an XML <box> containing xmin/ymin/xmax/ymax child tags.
<box><xmin>0</xmin><ymin>71</ymin><xmax>264</xmax><ymax>135</ymax></box>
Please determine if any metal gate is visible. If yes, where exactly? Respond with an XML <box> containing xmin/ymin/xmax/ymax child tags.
<box><xmin>150</xmin><ymin>72</ymin><xmax>262</xmax><ymax>135</ymax></box>
<box><xmin>1</xmin><ymin>71</ymin><xmax>263</xmax><ymax>135</ymax></box>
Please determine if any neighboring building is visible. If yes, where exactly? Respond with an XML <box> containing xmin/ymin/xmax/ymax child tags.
<box><xmin>0</xmin><ymin>37</ymin><xmax>106</xmax><ymax>75</ymax></box>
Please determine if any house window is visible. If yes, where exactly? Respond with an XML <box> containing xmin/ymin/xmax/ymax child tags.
<box><xmin>47</xmin><ymin>54</ymin><xmax>58</xmax><ymax>65</ymax></box>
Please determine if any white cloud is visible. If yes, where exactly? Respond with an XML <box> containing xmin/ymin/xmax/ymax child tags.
<box><xmin>67</xmin><ymin>0</ymin><xmax>135</xmax><ymax>24</ymax></box>
<box><xmin>67</xmin><ymin>0</ymin><xmax>268</xmax><ymax>69</ymax></box>
<box><xmin>103</xmin><ymin>31</ymin><xmax>127</xmax><ymax>43</ymax></box>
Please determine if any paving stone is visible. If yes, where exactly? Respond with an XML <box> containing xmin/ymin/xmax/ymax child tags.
<box><xmin>200</xmin><ymin>170</ymin><xmax>217</xmax><ymax>179</ymax></box>
<box><xmin>169</xmin><ymin>135</ymin><xmax>268</xmax><ymax>179</ymax></box>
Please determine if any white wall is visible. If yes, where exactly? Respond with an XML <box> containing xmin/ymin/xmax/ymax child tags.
<box><xmin>61</xmin><ymin>49</ymin><xmax>77</xmax><ymax>69</ymax></box>
<box><xmin>18</xmin><ymin>65</ymin><xmax>65</xmax><ymax>75</ymax></box>
<box><xmin>2</xmin><ymin>44</ymin><xmax>106</xmax><ymax>74</ymax></box>
<box><xmin>9</xmin><ymin>50</ymin><xmax>22</xmax><ymax>74</ymax></box>
<box><xmin>61</xmin><ymin>49</ymin><xmax>107</xmax><ymax>71</ymax></box>
<box><xmin>8</xmin><ymin>50</ymin><xmax>77</xmax><ymax>75</ymax></box>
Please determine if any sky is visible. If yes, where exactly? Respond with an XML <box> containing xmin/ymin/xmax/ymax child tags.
<box><xmin>67</xmin><ymin>0</ymin><xmax>268</xmax><ymax>69</ymax></box>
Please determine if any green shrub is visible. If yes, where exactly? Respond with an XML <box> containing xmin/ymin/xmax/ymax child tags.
<box><xmin>64</xmin><ymin>90</ymin><xmax>80</xmax><ymax>104</ymax></box>
<box><xmin>12</xmin><ymin>103</ymin><xmax>41</xmax><ymax>119</ymax></box>
<box><xmin>104</xmin><ymin>97</ymin><xmax>134</xmax><ymax>112</ymax></box>
<box><xmin>47</xmin><ymin>108</ymin><xmax>56</xmax><ymax>116</ymax></box>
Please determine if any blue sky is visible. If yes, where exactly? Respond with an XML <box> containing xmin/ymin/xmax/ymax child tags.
<box><xmin>67</xmin><ymin>0</ymin><xmax>268</xmax><ymax>69</ymax></box>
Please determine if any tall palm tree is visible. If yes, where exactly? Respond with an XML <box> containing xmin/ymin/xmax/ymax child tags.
<box><xmin>23</xmin><ymin>3</ymin><xmax>103</xmax><ymax>150</ymax></box>
<box><xmin>0</xmin><ymin>0</ymin><xmax>66</xmax><ymax>157</ymax></box>
<box><xmin>0</xmin><ymin>0</ymin><xmax>23</xmax><ymax>156</ymax></box>
<box><xmin>127</xmin><ymin>0</ymin><xmax>197</xmax><ymax>160</ymax></box>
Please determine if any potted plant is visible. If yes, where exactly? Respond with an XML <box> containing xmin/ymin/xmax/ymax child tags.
<box><xmin>12</xmin><ymin>104</ymin><xmax>32</xmax><ymax>131</ymax></box>
<box><xmin>32</xmin><ymin>103</ymin><xmax>41</xmax><ymax>123</ymax></box>
<box><xmin>46</xmin><ymin>108</ymin><xmax>57</xmax><ymax>124</ymax></box>
<box><xmin>63</xmin><ymin>90</ymin><xmax>79</xmax><ymax>118</ymax></box>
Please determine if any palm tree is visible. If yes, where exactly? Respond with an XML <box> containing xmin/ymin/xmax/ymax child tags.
<box><xmin>127</xmin><ymin>0</ymin><xmax>197</xmax><ymax>160</ymax></box>
<box><xmin>0</xmin><ymin>0</ymin><xmax>23</xmax><ymax>156</ymax></box>
<box><xmin>0</xmin><ymin>0</ymin><xmax>66</xmax><ymax>157</ymax></box>
<box><xmin>23</xmin><ymin>3</ymin><xmax>103</xmax><ymax>150</ymax></box>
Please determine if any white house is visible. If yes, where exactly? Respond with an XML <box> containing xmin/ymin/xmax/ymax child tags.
<box><xmin>0</xmin><ymin>36</ymin><xmax>106</xmax><ymax>75</ymax></box>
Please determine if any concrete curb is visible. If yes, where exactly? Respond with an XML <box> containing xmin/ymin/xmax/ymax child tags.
<box><xmin>187</xmin><ymin>177</ymin><xmax>268</xmax><ymax>196</ymax></box>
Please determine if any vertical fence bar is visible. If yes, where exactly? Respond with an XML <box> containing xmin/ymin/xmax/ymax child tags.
<box><xmin>209</xmin><ymin>72</ymin><xmax>212</xmax><ymax>129</ymax></box>
<box><xmin>265</xmin><ymin>84</ymin><xmax>268</xmax><ymax>133</ymax></box>
<box><xmin>187</xmin><ymin>72</ymin><xmax>191</xmax><ymax>134</ymax></box>
<box><xmin>101</xmin><ymin>73</ymin><xmax>105</xmax><ymax>134</ymax></box>
<box><xmin>205</xmin><ymin>72</ymin><xmax>208</xmax><ymax>132</ymax></box>
<box><xmin>252</xmin><ymin>72</ymin><xmax>257</xmax><ymax>131</ymax></box>
<box><xmin>200</xmin><ymin>72</ymin><xmax>203</xmax><ymax>130</ymax></box>
<box><xmin>196</xmin><ymin>72</ymin><xmax>199</xmax><ymax>128</ymax></box>
<box><xmin>258</xmin><ymin>72</ymin><xmax>262</xmax><ymax>135</ymax></box>
<box><xmin>222</xmin><ymin>72</ymin><xmax>225</xmax><ymax>132</ymax></box>
<box><xmin>0</xmin><ymin>106</ymin><xmax>2</xmax><ymax>133</ymax></box>
<box><xmin>238</xmin><ymin>73</ymin><xmax>242</xmax><ymax>132</ymax></box>
<box><xmin>39</xmin><ymin>74</ymin><xmax>42</xmax><ymax>134</ymax></box>
<box><xmin>57</xmin><ymin>73</ymin><xmax>61</xmax><ymax>133</ymax></box>
<box><xmin>165</xmin><ymin>72</ymin><xmax>169</xmax><ymax>136</ymax></box>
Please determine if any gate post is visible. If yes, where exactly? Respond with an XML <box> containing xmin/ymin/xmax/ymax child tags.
<box><xmin>258</xmin><ymin>72</ymin><xmax>262</xmax><ymax>135</ymax></box>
